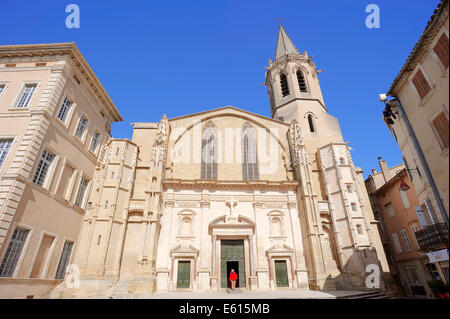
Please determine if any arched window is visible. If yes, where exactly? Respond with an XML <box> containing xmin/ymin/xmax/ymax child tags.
<box><xmin>280</xmin><ymin>73</ymin><xmax>290</xmax><ymax>97</ymax></box>
<box><xmin>201</xmin><ymin>122</ymin><xmax>217</xmax><ymax>179</ymax></box>
<box><xmin>242</xmin><ymin>123</ymin><xmax>259</xmax><ymax>181</ymax></box>
<box><xmin>307</xmin><ymin>114</ymin><xmax>316</xmax><ymax>133</ymax></box>
<box><xmin>296</xmin><ymin>70</ymin><xmax>308</xmax><ymax>92</ymax></box>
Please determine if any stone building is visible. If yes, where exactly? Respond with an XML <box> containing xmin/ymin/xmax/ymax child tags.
<box><xmin>0</xmin><ymin>43</ymin><xmax>122</xmax><ymax>298</ymax></box>
<box><xmin>380</xmin><ymin>0</ymin><xmax>449</xmax><ymax>283</ymax></box>
<box><xmin>366</xmin><ymin>158</ymin><xmax>437</xmax><ymax>298</ymax></box>
<box><xmin>57</xmin><ymin>26</ymin><xmax>390</xmax><ymax>297</ymax></box>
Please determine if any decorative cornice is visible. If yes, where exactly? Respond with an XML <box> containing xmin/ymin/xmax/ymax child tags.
<box><xmin>163</xmin><ymin>179</ymin><xmax>299</xmax><ymax>190</ymax></box>
<box><xmin>0</xmin><ymin>42</ymin><xmax>122</xmax><ymax>122</ymax></box>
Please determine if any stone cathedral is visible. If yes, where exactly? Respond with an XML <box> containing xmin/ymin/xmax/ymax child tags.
<box><xmin>58</xmin><ymin>26</ymin><xmax>390</xmax><ymax>297</ymax></box>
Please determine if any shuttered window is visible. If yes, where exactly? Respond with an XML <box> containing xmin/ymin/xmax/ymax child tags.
<box><xmin>432</xmin><ymin>111</ymin><xmax>449</xmax><ymax>149</ymax></box>
<box><xmin>411</xmin><ymin>68</ymin><xmax>431</xmax><ymax>99</ymax></box>
<box><xmin>90</xmin><ymin>131</ymin><xmax>100</xmax><ymax>152</ymax></box>
<box><xmin>16</xmin><ymin>84</ymin><xmax>36</xmax><ymax>108</ymax></box>
<box><xmin>0</xmin><ymin>139</ymin><xmax>12</xmax><ymax>168</ymax></box>
<box><xmin>392</xmin><ymin>233</ymin><xmax>403</xmax><ymax>254</ymax></box>
<box><xmin>75</xmin><ymin>116</ymin><xmax>88</xmax><ymax>139</ymax></box>
<box><xmin>400</xmin><ymin>229</ymin><xmax>413</xmax><ymax>252</ymax></box>
<box><xmin>280</xmin><ymin>74</ymin><xmax>290</xmax><ymax>97</ymax></box>
<box><xmin>296</xmin><ymin>70</ymin><xmax>308</xmax><ymax>92</ymax></box>
<box><xmin>0</xmin><ymin>228</ymin><xmax>29</xmax><ymax>277</ymax></box>
<box><xmin>74</xmin><ymin>178</ymin><xmax>89</xmax><ymax>207</ymax></box>
<box><xmin>55</xmin><ymin>241</ymin><xmax>74</xmax><ymax>279</ymax></box>
<box><xmin>33</xmin><ymin>150</ymin><xmax>55</xmax><ymax>186</ymax></box>
<box><xmin>57</xmin><ymin>98</ymin><xmax>72</xmax><ymax>122</ymax></box>
<box><xmin>432</xmin><ymin>32</ymin><xmax>449</xmax><ymax>69</ymax></box>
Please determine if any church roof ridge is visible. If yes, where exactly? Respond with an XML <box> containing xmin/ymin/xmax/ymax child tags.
<box><xmin>167</xmin><ymin>105</ymin><xmax>289</xmax><ymax>126</ymax></box>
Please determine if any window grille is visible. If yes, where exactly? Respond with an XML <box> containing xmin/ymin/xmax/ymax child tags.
<box><xmin>33</xmin><ymin>150</ymin><xmax>55</xmax><ymax>186</ymax></box>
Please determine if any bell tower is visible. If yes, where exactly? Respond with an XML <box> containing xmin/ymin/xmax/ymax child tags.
<box><xmin>265</xmin><ymin>25</ymin><xmax>326</xmax><ymax>122</ymax></box>
<box><xmin>265</xmin><ymin>25</ymin><xmax>345</xmax><ymax>148</ymax></box>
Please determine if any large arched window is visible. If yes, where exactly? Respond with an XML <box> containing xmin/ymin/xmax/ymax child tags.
<box><xmin>280</xmin><ymin>73</ymin><xmax>290</xmax><ymax>97</ymax></box>
<box><xmin>307</xmin><ymin>114</ymin><xmax>316</xmax><ymax>133</ymax></box>
<box><xmin>296</xmin><ymin>70</ymin><xmax>308</xmax><ymax>92</ymax></box>
<box><xmin>242</xmin><ymin>123</ymin><xmax>259</xmax><ymax>181</ymax></box>
<box><xmin>201</xmin><ymin>122</ymin><xmax>217</xmax><ymax>179</ymax></box>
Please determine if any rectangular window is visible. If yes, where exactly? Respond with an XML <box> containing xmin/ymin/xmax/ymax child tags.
<box><xmin>0</xmin><ymin>228</ymin><xmax>29</xmax><ymax>277</ymax></box>
<box><xmin>346</xmin><ymin>184</ymin><xmax>353</xmax><ymax>193</ymax></box>
<box><xmin>385</xmin><ymin>202</ymin><xmax>396</xmax><ymax>217</ymax></box>
<box><xmin>55</xmin><ymin>241</ymin><xmax>74</xmax><ymax>279</ymax></box>
<box><xmin>432</xmin><ymin>111</ymin><xmax>449</xmax><ymax>149</ymax></box>
<box><xmin>75</xmin><ymin>116</ymin><xmax>88</xmax><ymax>139</ymax></box>
<box><xmin>433</xmin><ymin>32</ymin><xmax>449</xmax><ymax>69</ymax></box>
<box><xmin>411</xmin><ymin>225</ymin><xmax>420</xmax><ymax>247</ymax></box>
<box><xmin>33</xmin><ymin>150</ymin><xmax>55</xmax><ymax>186</ymax></box>
<box><xmin>400</xmin><ymin>229</ymin><xmax>413</xmax><ymax>252</ymax></box>
<box><xmin>356</xmin><ymin>224</ymin><xmax>363</xmax><ymax>234</ymax></box>
<box><xmin>57</xmin><ymin>98</ymin><xmax>72</xmax><ymax>122</ymax></box>
<box><xmin>351</xmin><ymin>202</ymin><xmax>357</xmax><ymax>211</ymax></box>
<box><xmin>400</xmin><ymin>190</ymin><xmax>411</xmax><ymax>209</ymax></box>
<box><xmin>411</xmin><ymin>68</ymin><xmax>431</xmax><ymax>99</ymax></box>
<box><xmin>0</xmin><ymin>84</ymin><xmax>5</xmax><ymax>96</ymax></box>
<box><xmin>16</xmin><ymin>84</ymin><xmax>37</xmax><ymax>108</ymax></box>
<box><xmin>0</xmin><ymin>139</ymin><xmax>13</xmax><ymax>168</ymax></box>
<box><xmin>392</xmin><ymin>232</ymin><xmax>403</xmax><ymax>254</ymax></box>
<box><xmin>74</xmin><ymin>178</ymin><xmax>89</xmax><ymax>207</ymax></box>
<box><xmin>339</xmin><ymin>157</ymin><xmax>345</xmax><ymax>165</ymax></box>
<box><xmin>90</xmin><ymin>131</ymin><xmax>100</xmax><ymax>152</ymax></box>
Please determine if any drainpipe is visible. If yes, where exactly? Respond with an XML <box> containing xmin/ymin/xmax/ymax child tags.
<box><xmin>386</xmin><ymin>97</ymin><xmax>449</xmax><ymax>226</ymax></box>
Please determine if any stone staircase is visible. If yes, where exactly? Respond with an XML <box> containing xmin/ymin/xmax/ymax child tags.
<box><xmin>337</xmin><ymin>290</ymin><xmax>391</xmax><ymax>299</ymax></box>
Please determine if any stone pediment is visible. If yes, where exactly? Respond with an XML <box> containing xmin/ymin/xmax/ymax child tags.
<box><xmin>266</xmin><ymin>243</ymin><xmax>294</xmax><ymax>254</ymax></box>
<box><xmin>209</xmin><ymin>215</ymin><xmax>255</xmax><ymax>228</ymax></box>
<box><xmin>170</xmin><ymin>244</ymin><xmax>199</xmax><ymax>256</ymax></box>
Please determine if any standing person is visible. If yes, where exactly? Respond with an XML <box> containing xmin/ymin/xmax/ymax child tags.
<box><xmin>229</xmin><ymin>269</ymin><xmax>238</xmax><ymax>290</ymax></box>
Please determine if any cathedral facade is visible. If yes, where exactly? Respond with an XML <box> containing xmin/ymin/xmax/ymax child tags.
<box><xmin>61</xmin><ymin>26</ymin><xmax>390</xmax><ymax>297</ymax></box>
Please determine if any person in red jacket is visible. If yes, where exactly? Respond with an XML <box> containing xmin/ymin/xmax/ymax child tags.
<box><xmin>229</xmin><ymin>269</ymin><xmax>238</xmax><ymax>290</ymax></box>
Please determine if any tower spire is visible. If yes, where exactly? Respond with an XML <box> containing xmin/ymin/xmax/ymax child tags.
<box><xmin>274</xmin><ymin>24</ymin><xmax>299</xmax><ymax>60</ymax></box>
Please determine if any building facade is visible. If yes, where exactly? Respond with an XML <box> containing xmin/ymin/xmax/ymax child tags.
<box><xmin>381</xmin><ymin>0</ymin><xmax>449</xmax><ymax>284</ymax></box>
<box><xmin>0</xmin><ymin>43</ymin><xmax>122</xmax><ymax>298</ymax></box>
<box><xmin>52</xmin><ymin>26</ymin><xmax>391</xmax><ymax>298</ymax></box>
<box><xmin>366</xmin><ymin>158</ymin><xmax>439</xmax><ymax>298</ymax></box>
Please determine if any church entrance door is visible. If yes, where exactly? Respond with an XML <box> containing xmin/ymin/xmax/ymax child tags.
<box><xmin>274</xmin><ymin>260</ymin><xmax>289</xmax><ymax>287</ymax></box>
<box><xmin>221</xmin><ymin>240</ymin><xmax>246</xmax><ymax>288</ymax></box>
<box><xmin>176</xmin><ymin>260</ymin><xmax>191</xmax><ymax>289</ymax></box>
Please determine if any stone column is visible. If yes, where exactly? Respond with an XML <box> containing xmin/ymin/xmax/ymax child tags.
<box><xmin>249</xmin><ymin>235</ymin><xmax>258</xmax><ymax>290</ymax></box>
<box><xmin>210</xmin><ymin>236</ymin><xmax>218</xmax><ymax>290</ymax></box>
<box><xmin>268</xmin><ymin>256</ymin><xmax>275</xmax><ymax>290</ymax></box>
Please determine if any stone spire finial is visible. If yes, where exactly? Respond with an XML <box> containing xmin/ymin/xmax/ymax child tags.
<box><xmin>274</xmin><ymin>24</ymin><xmax>300</xmax><ymax>60</ymax></box>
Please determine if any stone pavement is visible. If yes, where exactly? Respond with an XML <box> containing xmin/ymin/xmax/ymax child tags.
<box><xmin>90</xmin><ymin>289</ymin><xmax>380</xmax><ymax>299</ymax></box>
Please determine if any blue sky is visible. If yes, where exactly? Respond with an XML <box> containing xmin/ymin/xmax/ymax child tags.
<box><xmin>1</xmin><ymin>0</ymin><xmax>441</xmax><ymax>178</ymax></box>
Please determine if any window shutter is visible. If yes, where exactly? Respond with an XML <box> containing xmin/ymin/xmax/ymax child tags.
<box><xmin>433</xmin><ymin>33</ymin><xmax>449</xmax><ymax>69</ymax></box>
<box><xmin>411</xmin><ymin>68</ymin><xmax>431</xmax><ymax>99</ymax></box>
<box><xmin>432</xmin><ymin>112</ymin><xmax>449</xmax><ymax>149</ymax></box>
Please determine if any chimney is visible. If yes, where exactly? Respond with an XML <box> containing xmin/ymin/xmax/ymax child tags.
<box><xmin>371</xmin><ymin>169</ymin><xmax>377</xmax><ymax>174</ymax></box>
<box><xmin>378</xmin><ymin>157</ymin><xmax>391</xmax><ymax>182</ymax></box>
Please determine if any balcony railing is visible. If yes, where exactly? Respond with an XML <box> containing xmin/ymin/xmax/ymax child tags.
<box><xmin>414</xmin><ymin>223</ymin><xmax>449</xmax><ymax>251</ymax></box>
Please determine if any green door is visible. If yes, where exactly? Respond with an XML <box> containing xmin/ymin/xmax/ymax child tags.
<box><xmin>274</xmin><ymin>260</ymin><xmax>289</xmax><ymax>287</ymax></box>
<box><xmin>176</xmin><ymin>261</ymin><xmax>191</xmax><ymax>289</ymax></box>
<box><xmin>221</xmin><ymin>240</ymin><xmax>246</xmax><ymax>288</ymax></box>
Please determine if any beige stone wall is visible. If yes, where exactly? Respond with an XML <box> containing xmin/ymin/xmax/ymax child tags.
<box><xmin>388</xmin><ymin>11</ymin><xmax>449</xmax><ymax>222</ymax></box>
<box><xmin>0</xmin><ymin>44</ymin><xmax>122</xmax><ymax>298</ymax></box>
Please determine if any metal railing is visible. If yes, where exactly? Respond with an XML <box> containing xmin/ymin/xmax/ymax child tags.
<box><xmin>414</xmin><ymin>223</ymin><xmax>449</xmax><ymax>251</ymax></box>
